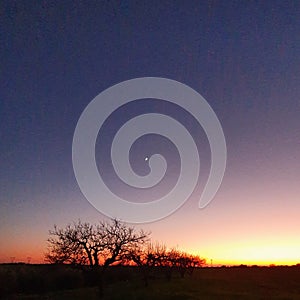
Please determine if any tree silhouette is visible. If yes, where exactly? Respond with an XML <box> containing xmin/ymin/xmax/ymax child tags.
<box><xmin>100</xmin><ymin>219</ymin><xmax>149</xmax><ymax>269</ymax></box>
<box><xmin>46</xmin><ymin>219</ymin><xmax>150</xmax><ymax>298</ymax></box>
<box><xmin>167</xmin><ymin>250</ymin><xmax>205</xmax><ymax>278</ymax></box>
<box><xmin>45</xmin><ymin>220</ymin><xmax>101</xmax><ymax>265</ymax></box>
<box><xmin>45</xmin><ymin>219</ymin><xmax>149</xmax><ymax>267</ymax></box>
<box><xmin>126</xmin><ymin>242</ymin><xmax>205</xmax><ymax>285</ymax></box>
<box><xmin>45</xmin><ymin>219</ymin><xmax>205</xmax><ymax>297</ymax></box>
<box><xmin>126</xmin><ymin>242</ymin><xmax>167</xmax><ymax>286</ymax></box>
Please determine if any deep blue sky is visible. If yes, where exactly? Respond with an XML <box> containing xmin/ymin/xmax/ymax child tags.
<box><xmin>1</xmin><ymin>1</ymin><xmax>300</xmax><ymax>264</ymax></box>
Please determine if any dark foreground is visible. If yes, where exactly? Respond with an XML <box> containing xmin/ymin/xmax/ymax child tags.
<box><xmin>1</xmin><ymin>264</ymin><xmax>300</xmax><ymax>299</ymax></box>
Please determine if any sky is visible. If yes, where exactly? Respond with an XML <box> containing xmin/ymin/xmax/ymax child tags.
<box><xmin>1</xmin><ymin>1</ymin><xmax>300</xmax><ymax>265</ymax></box>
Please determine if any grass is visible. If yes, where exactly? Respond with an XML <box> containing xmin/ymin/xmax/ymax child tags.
<box><xmin>1</xmin><ymin>265</ymin><xmax>300</xmax><ymax>299</ymax></box>
<box><xmin>104</xmin><ymin>267</ymin><xmax>300</xmax><ymax>300</ymax></box>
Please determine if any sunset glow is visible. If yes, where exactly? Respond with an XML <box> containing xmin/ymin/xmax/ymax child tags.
<box><xmin>1</xmin><ymin>1</ymin><xmax>300</xmax><ymax>272</ymax></box>
<box><xmin>197</xmin><ymin>243</ymin><xmax>300</xmax><ymax>266</ymax></box>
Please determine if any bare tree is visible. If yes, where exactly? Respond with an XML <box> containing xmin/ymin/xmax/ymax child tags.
<box><xmin>126</xmin><ymin>242</ymin><xmax>167</xmax><ymax>286</ymax></box>
<box><xmin>46</xmin><ymin>219</ymin><xmax>150</xmax><ymax>298</ymax></box>
<box><xmin>127</xmin><ymin>242</ymin><xmax>205</xmax><ymax>285</ymax></box>
<box><xmin>165</xmin><ymin>249</ymin><xmax>205</xmax><ymax>278</ymax></box>
<box><xmin>100</xmin><ymin>219</ymin><xmax>149</xmax><ymax>269</ymax></box>
<box><xmin>45</xmin><ymin>220</ymin><xmax>104</xmax><ymax>266</ymax></box>
<box><xmin>45</xmin><ymin>219</ymin><xmax>205</xmax><ymax>297</ymax></box>
<box><xmin>45</xmin><ymin>219</ymin><xmax>150</xmax><ymax>267</ymax></box>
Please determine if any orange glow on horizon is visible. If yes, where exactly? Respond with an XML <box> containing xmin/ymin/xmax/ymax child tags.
<box><xmin>1</xmin><ymin>245</ymin><xmax>300</xmax><ymax>266</ymax></box>
<box><xmin>186</xmin><ymin>242</ymin><xmax>300</xmax><ymax>266</ymax></box>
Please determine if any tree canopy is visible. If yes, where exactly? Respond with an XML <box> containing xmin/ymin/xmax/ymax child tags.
<box><xmin>45</xmin><ymin>219</ymin><xmax>149</xmax><ymax>267</ymax></box>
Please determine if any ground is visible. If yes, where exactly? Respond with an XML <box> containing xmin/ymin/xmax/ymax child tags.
<box><xmin>1</xmin><ymin>265</ymin><xmax>300</xmax><ymax>299</ymax></box>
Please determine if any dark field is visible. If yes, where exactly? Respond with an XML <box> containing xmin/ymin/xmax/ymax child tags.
<box><xmin>1</xmin><ymin>264</ymin><xmax>300</xmax><ymax>299</ymax></box>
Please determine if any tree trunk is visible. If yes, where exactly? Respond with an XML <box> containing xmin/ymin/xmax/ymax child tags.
<box><xmin>83</xmin><ymin>245</ymin><xmax>93</xmax><ymax>266</ymax></box>
<box><xmin>93</xmin><ymin>252</ymin><xmax>99</xmax><ymax>266</ymax></box>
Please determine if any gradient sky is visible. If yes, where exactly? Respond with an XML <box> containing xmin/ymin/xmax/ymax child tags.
<box><xmin>1</xmin><ymin>1</ymin><xmax>300</xmax><ymax>265</ymax></box>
